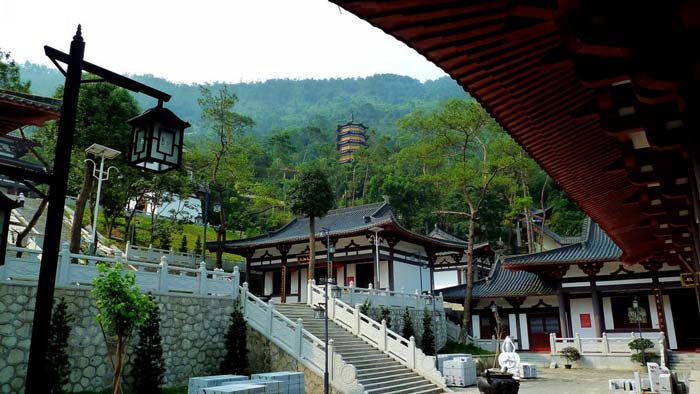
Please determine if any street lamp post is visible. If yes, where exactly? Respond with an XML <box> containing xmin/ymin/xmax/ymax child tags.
<box><xmin>320</xmin><ymin>227</ymin><xmax>334</xmax><ymax>394</ymax></box>
<box><xmin>85</xmin><ymin>143</ymin><xmax>120</xmax><ymax>255</ymax></box>
<box><xmin>26</xmin><ymin>26</ymin><xmax>184</xmax><ymax>393</ymax></box>
<box><xmin>632</xmin><ymin>296</ymin><xmax>646</xmax><ymax>365</ymax></box>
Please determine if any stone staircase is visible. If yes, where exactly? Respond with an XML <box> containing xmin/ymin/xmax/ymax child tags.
<box><xmin>669</xmin><ymin>352</ymin><xmax>700</xmax><ymax>372</ymax></box>
<box><xmin>275</xmin><ymin>303</ymin><xmax>446</xmax><ymax>394</ymax></box>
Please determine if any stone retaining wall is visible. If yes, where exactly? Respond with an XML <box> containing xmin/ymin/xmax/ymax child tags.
<box><xmin>0</xmin><ymin>282</ymin><xmax>234</xmax><ymax>393</ymax></box>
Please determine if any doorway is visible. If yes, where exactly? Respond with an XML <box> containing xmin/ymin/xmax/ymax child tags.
<box><xmin>528</xmin><ymin>313</ymin><xmax>560</xmax><ymax>351</ymax></box>
<box><xmin>669</xmin><ymin>289</ymin><xmax>700</xmax><ymax>350</ymax></box>
<box><xmin>354</xmin><ymin>262</ymin><xmax>374</xmax><ymax>288</ymax></box>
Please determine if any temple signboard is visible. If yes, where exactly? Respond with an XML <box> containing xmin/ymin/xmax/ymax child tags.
<box><xmin>297</xmin><ymin>254</ymin><xmax>310</xmax><ymax>265</ymax></box>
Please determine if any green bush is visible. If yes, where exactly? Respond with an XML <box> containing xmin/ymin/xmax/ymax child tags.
<box><xmin>402</xmin><ymin>307</ymin><xmax>415</xmax><ymax>340</ymax></box>
<box><xmin>359</xmin><ymin>298</ymin><xmax>371</xmax><ymax>315</ymax></box>
<box><xmin>421</xmin><ymin>307</ymin><xmax>435</xmax><ymax>356</ymax></box>
<box><xmin>560</xmin><ymin>346</ymin><xmax>581</xmax><ymax>364</ymax></box>
<box><xmin>132</xmin><ymin>296</ymin><xmax>165</xmax><ymax>394</ymax></box>
<box><xmin>48</xmin><ymin>298</ymin><xmax>72</xmax><ymax>394</ymax></box>
<box><xmin>221</xmin><ymin>299</ymin><xmax>248</xmax><ymax>375</ymax></box>
<box><xmin>379</xmin><ymin>306</ymin><xmax>392</xmax><ymax>328</ymax></box>
<box><xmin>629</xmin><ymin>338</ymin><xmax>655</xmax><ymax>366</ymax></box>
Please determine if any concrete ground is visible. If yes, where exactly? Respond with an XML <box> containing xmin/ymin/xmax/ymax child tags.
<box><xmin>452</xmin><ymin>368</ymin><xmax>634</xmax><ymax>394</ymax></box>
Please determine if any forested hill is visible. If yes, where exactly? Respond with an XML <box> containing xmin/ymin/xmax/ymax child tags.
<box><xmin>20</xmin><ymin>62</ymin><xmax>468</xmax><ymax>139</ymax></box>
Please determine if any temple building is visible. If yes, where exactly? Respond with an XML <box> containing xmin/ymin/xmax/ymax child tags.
<box><xmin>211</xmin><ymin>200</ymin><xmax>466</xmax><ymax>303</ymax></box>
<box><xmin>336</xmin><ymin>116</ymin><xmax>368</xmax><ymax>164</ymax></box>
<box><xmin>441</xmin><ymin>218</ymin><xmax>696</xmax><ymax>352</ymax></box>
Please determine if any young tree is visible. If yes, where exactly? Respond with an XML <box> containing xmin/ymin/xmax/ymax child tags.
<box><xmin>380</xmin><ymin>306</ymin><xmax>392</xmax><ymax>329</ymax></box>
<box><xmin>132</xmin><ymin>296</ymin><xmax>165</xmax><ymax>394</ymax></box>
<box><xmin>179</xmin><ymin>234</ymin><xmax>188</xmax><ymax>253</ymax></box>
<box><xmin>287</xmin><ymin>166</ymin><xmax>334</xmax><ymax>280</ymax></box>
<box><xmin>92</xmin><ymin>263</ymin><xmax>154</xmax><ymax>394</ymax></box>
<box><xmin>402</xmin><ymin>307</ymin><xmax>415</xmax><ymax>340</ymax></box>
<box><xmin>47</xmin><ymin>298</ymin><xmax>72</xmax><ymax>394</ymax></box>
<box><xmin>194</xmin><ymin>235</ymin><xmax>203</xmax><ymax>257</ymax></box>
<box><xmin>220</xmin><ymin>299</ymin><xmax>248</xmax><ymax>375</ymax></box>
<box><xmin>0</xmin><ymin>49</ymin><xmax>30</xmax><ymax>92</ymax></box>
<box><xmin>399</xmin><ymin>99</ymin><xmax>519</xmax><ymax>344</ymax></box>
<box><xmin>421</xmin><ymin>308</ymin><xmax>435</xmax><ymax>355</ymax></box>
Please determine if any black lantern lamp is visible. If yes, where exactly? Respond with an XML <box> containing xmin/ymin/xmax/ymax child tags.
<box><xmin>127</xmin><ymin>100</ymin><xmax>190</xmax><ymax>172</ymax></box>
<box><xmin>0</xmin><ymin>192</ymin><xmax>21</xmax><ymax>266</ymax></box>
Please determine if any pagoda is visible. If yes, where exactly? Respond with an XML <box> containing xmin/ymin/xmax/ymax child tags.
<box><xmin>336</xmin><ymin>114</ymin><xmax>368</xmax><ymax>164</ymax></box>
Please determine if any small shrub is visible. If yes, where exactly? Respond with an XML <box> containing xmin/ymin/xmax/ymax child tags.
<box><xmin>422</xmin><ymin>307</ymin><xmax>435</xmax><ymax>356</ymax></box>
<box><xmin>402</xmin><ymin>307</ymin><xmax>415</xmax><ymax>340</ymax></box>
<box><xmin>560</xmin><ymin>346</ymin><xmax>581</xmax><ymax>364</ymax></box>
<box><xmin>379</xmin><ymin>306</ymin><xmax>392</xmax><ymax>328</ymax></box>
<box><xmin>132</xmin><ymin>296</ymin><xmax>165</xmax><ymax>394</ymax></box>
<box><xmin>194</xmin><ymin>235</ymin><xmax>203</xmax><ymax>257</ymax></box>
<box><xmin>221</xmin><ymin>299</ymin><xmax>248</xmax><ymax>375</ymax></box>
<box><xmin>359</xmin><ymin>299</ymin><xmax>371</xmax><ymax>315</ymax></box>
<box><xmin>179</xmin><ymin>234</ymin><xmax>188</xmax><ymax>253</ymax></box>
<box><xmin>48</xmin><ymin>298</ymin><xmax>72</xmax><ymax>394</ymax></box>
<box><xmin>629</xmin><ymin>338</ymin><xmax>655</xmax><ymax>366</ymax></box>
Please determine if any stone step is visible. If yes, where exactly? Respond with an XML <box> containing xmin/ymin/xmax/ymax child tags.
<box><xmin>366</xmin><ymin>381</ymin><xmax>441</xmax><ymax>394</ymax></box>
<box><xmin>362</xmin><ymin>375</ymin><xmax>425</xmax><ymax>390</ymax></box>
<box><xmin>358</xmin><ymin>370</ymin><xmax>416</xmax><ymax>384</ymax></box>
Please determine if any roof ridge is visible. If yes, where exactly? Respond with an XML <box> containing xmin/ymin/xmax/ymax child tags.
<box><xmin>321</xmin><ymin>201</ymin><xmax>384</xmax><ymax>216</ymax></box>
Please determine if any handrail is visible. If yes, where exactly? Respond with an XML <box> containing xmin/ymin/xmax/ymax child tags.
<box><xmin>549</xmin><ymin>332</ymin><xmax>666</xmax><ymax>357</ymax></box>
<box><xmin>333</xmin><ymin>281</ymin><xmax>444</xmax><ymax>312</ymax></box>
<box><xmin>309</xmin><ymin>282</ymin><xmax>446</xmax><ymax>389</ymax></box>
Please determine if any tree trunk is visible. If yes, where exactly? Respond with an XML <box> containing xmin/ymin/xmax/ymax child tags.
<box><xmin>524</xmin><ymin>207</ymin><xmax>534</xmax><ymax>254</ymax></box>
<box><xmin>15</xmin><ymin>198</ymin><xmax>48</xmax><ymax>253</ymax></box>
<box><xmin>539</xmin><ymin>176</ymin><xmax>549</xmax><ymax>251</ymax></box>
<box><xmin>351</xmin><ymin>165</ymin><xmax>357</xmax><ymax>207</ymax></box>
<box><xmin>308</xmin><ymin>216</ymin><xmax>316</xmax><ymax>280</ymax></box>
<box><xmin>459</xmin><ymin>211</ymin><xmax>477</xmax><ymax>344</ymax></box>
<box><xmin>216</xmin><ymin>193</ymin><xmax>226</xmax><ymax>269</ymax></box>
<box><xmin>71</xmin><ymin>163</ymin><xmax>95</xmax><ymax>253</ymax></box>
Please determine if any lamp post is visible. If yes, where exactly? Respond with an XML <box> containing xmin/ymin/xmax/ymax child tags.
<box><xmin>320</xmin><ymin>227</ymin><xmax>334</xmax><ymax>394</ymax></box>
<box><xmin>84</xmin><ymin>143</ymin><xmax>120</xmax><ymax>255</ymax></box>
<box><xmin>27</xmin><ymin>26</ymin><xmax>186</xmax><ymax>393</ymax></box>
<box><xmin>633</xmin><ymin>296</ymin><xmax>646</xmax><ymax>365</ymax></box>
<box><xmin>369</xmin><ymin>226</ymin><xmax>382</xmax><ymax>289</ymax></box>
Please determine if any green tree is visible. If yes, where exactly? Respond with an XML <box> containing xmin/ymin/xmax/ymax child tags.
<box><xmin>47</xmin><ymin>298</ymin><xmax>72</xmax><ymax>394</ymax></box>
<box><xmin>287</xmin><ymin>166</ymin><xmax>334</xmax><ymax>280</ymax></box>
<box><xmin>92</xmin><ymin>263</ymin><xmax>154</xmax><ymax>394</ymax></box>
<box><xmin>402</xmin><ymin>307</ymin><xmax>415</xmax><ymax>340</ymax></box>
<box><xmin>421</xmin><ymin>308</ymin><xmax>435</xmax><ymax>356</ymax></box>
<box><xmin>132</xmin><ymin>296</ymin><xmax>165</xmax><ymax>394</ymax></box>
<box><xmin>194</xmin><ymin>235</ymin><xmax>203</xmax><ymax>257</ymax></box>
<box><xmin>179</xmin><ymin>234</ymin><xmax>188</xmax><ymax>253</ymax></box>
<box><xmin>380</xmin><ymin>306</ymin><xmax>392</xmax><ymax>329</ymax></box>
<box><xmin>221</xmin><ymin>299</ymin><xmax>248</xmax><ymax>375</ymax></box>
<box><xmin>0</xmin><ymin>50</ymin><xmax>30</xmax><ymax>92</ymax></box>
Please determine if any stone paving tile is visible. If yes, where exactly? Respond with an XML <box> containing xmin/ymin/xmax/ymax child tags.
<box><xmin>451</xmin><ymin>368</ymin><xmax>635</xmax><ymax>394</ymax></box>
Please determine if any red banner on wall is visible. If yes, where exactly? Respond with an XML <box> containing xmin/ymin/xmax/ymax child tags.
<box><xmin>580</xmin><ymin>313</ymin><xmax>592</xmax><ymax>328</ymax></box>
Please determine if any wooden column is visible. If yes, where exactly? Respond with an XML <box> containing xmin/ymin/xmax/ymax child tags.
<box><xmin>557</xmin><ymin>285</ymin><xmax>570</xmax><ymax>338</ymax></box>
<box><xmin>277</xmin><ymin>244</ymin><xmax>291</xmax><ymax>303</ymax></box>
<box><xmin>591</xmin><ymin>287</ymin><xmax>603</xmax><ymax>337</ymax></box>
<box><xmin>653</xmin><ymin>288</ymin><xmax>667</xmax><ymax>338</ymax></box>
<box><xmin>297</xmin><ymin>266</ymin><xmax>302</xmax><ymax>302</ymax></box>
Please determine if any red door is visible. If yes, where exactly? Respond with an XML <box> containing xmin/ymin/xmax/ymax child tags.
<box><xmin>528</xmin><ymin>314</ymin><xmax>560</xmax><ymax>351</ymax></box>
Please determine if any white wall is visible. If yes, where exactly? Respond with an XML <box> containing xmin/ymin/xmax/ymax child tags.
<box><xmin>570</xmin><ymin>298</ymin><xmax>597</xmax><ymax>338</ymax></box>
<box><xmin>392</xmin><ymin>261</ymin><xmax>424</xmax><ymax>293</ymax></box>
<box><xmin>289</xmin><ymin>270</ymin><xmax>298</xmax><ymax>294</ymax></box>
<box><xmin>518</xmin><ymin>313</ymin><xmax>529</xmax><ymax>350</ymax></box>
<box><xmin>335</xmin><ymin>265</ymin><xmax>345</xmax><ymax>287</ymax></box>
<box><xmin>379</xmin><ymin>260</ymin><xmax>389</xmax><ymax>289</ymax></box>
<box><xmin>508</xmin><ymin>313</ymin><xmax>518</xmax><ymax>342</ymax></box>
<box><xmin>602</xmin><ymin>297</ymin><xmax>614</xmax><ymax>330</ymax></box>
<box><xmin>345</xmin><ymin>264</ymin><xmax>356</xmax><ymax>286</ymax></box>
<box><xmin>300</xmin><ymin>268</ymin><xmax>308</xmax><ymax>302</ymax></box>
<box><xmin>662</xmin><ymin>295</ymin><xmax>678</xmax><ymax>349</ymax></box>
<box><xmin>264</xmin><ymin>272</ymin><xmax>273</xmax><ymax>295</ymax></box>
<box><xmin>472</xmin><ymin>315</ymin><xmax>481</xmax><ymax>339</ymax></box>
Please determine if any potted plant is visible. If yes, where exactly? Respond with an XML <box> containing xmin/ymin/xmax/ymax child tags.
<box><xmin>628</xmin><ymin>338</ymin><xmax>656</xmax><ymax>366</ymax></box>
<box><xmin>560</xmin><ymin>346</ymin><xmax>581</xmax><ymax>369</ymax></box>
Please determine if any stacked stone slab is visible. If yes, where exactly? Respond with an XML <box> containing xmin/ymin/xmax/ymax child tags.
<box><xmin>188</xmin><ymin>375</ymin><xmax>248</xmax><ymax>394</ymax></box>
<box><xmin>201</xmin><ymin>384</ymin><xmax>266</xmax><ymax>394</ymax></box>
<box><xmin>251</xmin><ymin>372</ymin><xmax>304</xmax><ymax>394</ymax></box>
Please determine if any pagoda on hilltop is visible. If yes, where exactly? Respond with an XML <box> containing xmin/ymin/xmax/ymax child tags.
<box><xmin>336</xmin><ymin>114</ymin><xmax>369</xmax><ymax>164</ymax></box>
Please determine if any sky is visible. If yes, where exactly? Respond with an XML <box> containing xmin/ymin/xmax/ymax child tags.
<box><xmin>0</xmin><ymin>0</ymin><xmax>447</xmax><ymax>84</ymax></box>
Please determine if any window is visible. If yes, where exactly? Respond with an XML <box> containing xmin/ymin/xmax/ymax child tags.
<box><xmin>610</xmin><ymin>295</ymin><xmax>652</xmax><ymax>329</ymax></box>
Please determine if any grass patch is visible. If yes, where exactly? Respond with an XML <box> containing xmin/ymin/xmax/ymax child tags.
<box><xmin>439</xmin><ymin>340</ymin><xmax>494</xmax><ymax>355</ymax></box>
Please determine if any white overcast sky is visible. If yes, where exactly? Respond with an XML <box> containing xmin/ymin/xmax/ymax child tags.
<box><xmin>1</xmin><ymin>0</ymin><xmax>447</xmax><ymax>84</ymax></box>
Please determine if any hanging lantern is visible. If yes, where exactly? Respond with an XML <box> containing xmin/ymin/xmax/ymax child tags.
<box><xmin>0</xmin><ymin>193</ymin><xmax>21</xmax><ymax>266</ymax></box>
<box><xmin>127</xmin><ymin>101</ymin><xmax>190</xmax><ymax>172</ymax></box>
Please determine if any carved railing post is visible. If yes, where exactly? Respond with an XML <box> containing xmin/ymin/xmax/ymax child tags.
<box><xmin>408</xmin><ymin>336</ymin><xmax>416</xmax><ymax>369</ymax></box>
<box><xmin>368</xmin><ymin>283</ymin><xmax>374</xmax><ymax>305</ymax></box>
<box><xmin>241</xmin><ymin>282</ymin><xmax>249</xmax><ymax>313</ymax></box>
<box><xmin>295</xmin><ymin>318</ymin><xmax>304</xmax><ymax>356</ymax></box>
<box><xmin>267</xmin><ymin>303</ymin><xmax>275</xmax><ymax>336</ymax></box>
<box><xmin>659</xmin><ymin>332</ymin><xmax>667</xmax><ymax>366</ymax></box>
<box><xmin>57</xmin><ymin>242</ymin><xmax>71</xmax><ymax>285</ymax></box>
<box><xmin>198</xmin><ymin>261</ymin><xmax>207</xmax><ymax>295</ymax></box>
<box><xmin>380</xmin><ymin>319</ymin><xmax>388</xmax><ymax>351</ymax></box>
<box><xmin>159</xmin><ymin>256</ymin><xmax>169</xmax><ymax>292</ymax></box>
<box><xmin>400</xmin><ymin>287</ymin><xmax>405</xmax><ymax>308</ymax></box>
<box><xmin>328</xmin><ymin>339</ymin><xmax>336</xmax><ymax>380</ymax></box>
<box><xmin>602</xmin><ymin>332</ymin><xmax>610</xmax><ymax>355</ymax></box>
<box><xmin>549</xmin><ymin>333</ymin><xmax>556</xmax><ymax>355</ymax></box>
<box><xmin>307</xmin><ymin>279</ymin><xmax>315</xmax><ymax>306</ymax></box>
<box><xmin>232</xmin><ymin>266</ymin><xmax>240</xmax><ymax>299</ymax></box>
<box><xmin>354</xmin><ymin>304</ymin><xmax>362</xmax><ymax>335</ymax></box>
<box><xmin>574</xmin><ymin>333</ymin><xmax>582</xmax><ymax>352</ymax></box>
<box><xmin>349</xmin><ymin>281</ymin><xmax>355</xmax><ymax>305</ymax></box>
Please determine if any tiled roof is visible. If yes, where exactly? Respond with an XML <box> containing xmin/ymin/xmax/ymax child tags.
<box><xmin>0</xmin><ymin>89</ymin><xmax>61</xmax><ymax>135</ymax></box>
<box><xmin>440</xmin><ymin>259</ymin><xmax>556</xmax><ymax>299</ymax></box>
<box><xmin>533</xmin><ymin>222</ymin><xmax>582</xmax><ymax>246</ymax></box>
<box><xmin>503</xmin><ymin>218</ymin><xmax>621</xmax><ymax>268</ymax></box>
<box><xmin>214</xmin><ymin>201</ymin><xmax>467</xmax><ymax>251</ymax></box>
<box><xmin>429</xmin><ymin>226</ymin><xmax>467</xmax><ymax>246</ymax></box>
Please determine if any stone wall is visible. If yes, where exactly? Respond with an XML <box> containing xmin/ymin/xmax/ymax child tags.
<box><xmin>246</xmin><ymin>328</ymin><xmax>336</xmax><ymax>394</ymax></box>
<box><xmin>0</xmin><ymin>282</ymin><xmax>234</xmax><ymax>393</ymax></box>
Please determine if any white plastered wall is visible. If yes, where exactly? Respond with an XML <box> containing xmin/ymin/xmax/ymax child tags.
<box><xmin>392</xmin><ymin>261</ymin><xmax>426</xmax><ymax>294</ymax></box>
<box><xmin>264</xmin><ymin>271</ymin><xmax>273</xmax><ymax>296</ymax></box>
<box><xmin>602</xmin><ymin>297</ymin><xmax>615</xmax><ymax>330</ymax></box>
<box><xmin>472</xmin><ymin>315</ymin><xmax>481</xmax><ymax>339</ymax></box>
<box><xmin>519</xmin><ymin>314</ymin><xmax>529</xmax><ymax>350</ymax></box>
<box><xmin>345</xmin><ymin>264</ymin><xmax>357</xmax><ymax>286</ymax></box>
<box><xmin>570</xmin><ymin>298</ymin><xmax>597</xmax><ymax>338</ymax></box>
<box><xmin>662</xmin><ymin>295</ymin><xmax>678</xmax><ymax>349</ymax></box>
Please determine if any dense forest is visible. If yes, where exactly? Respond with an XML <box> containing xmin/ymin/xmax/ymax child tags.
<box><xmin>11</xmin><ymin>58</ymin><xmax>584</xmax><ymax>257</ymax></box>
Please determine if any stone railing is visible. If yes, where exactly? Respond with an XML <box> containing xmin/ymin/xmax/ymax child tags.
<box><xmin>239</xmin><ymin>284</ymin><xmax>364</xmax><ymax>394</ymax></box>
<box><xmin>125</xmin><ymin>242</ymin><xmax>244</xmax><ymax>271</ymax></box>
<box><xmin>550</xmin><ymin>332</ymin><xmax>666</xmax><ymax>357</ymax></box>
<box><xmin>308</xmin><ymin>281</ymin><xmax>446</xmax><ymax>390</ymax></box>
<box><xmin>334</xmin><ymin>282</ymin><xmax>444</xmax><ymax>312</ymax></box>
<box><xmin>1</xmin><ymin>243</ymin><xmax>239</xmax><ymax>298</ymax></box>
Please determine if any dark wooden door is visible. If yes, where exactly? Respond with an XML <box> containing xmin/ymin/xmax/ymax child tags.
<box><xmin>528</xmin><ymin>314</ymin><xmax>560</xmax><ymax>351</ymax></box>
<box><xmin>354</xmin><ymin>263</ymin><xmax>374</xmax><ymax>288</ymax></box>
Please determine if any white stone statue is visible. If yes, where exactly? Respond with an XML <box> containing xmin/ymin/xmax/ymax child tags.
<box><xmin>498</xmin><ymin>336</ymin><xmax>521</xmax><ymax>379</ymax></box>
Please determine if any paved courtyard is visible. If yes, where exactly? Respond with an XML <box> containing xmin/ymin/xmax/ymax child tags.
<box><xmin>453</xmin><ymin>368</ymin><xmax>634</xmax><ymax>394</ymax></box>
